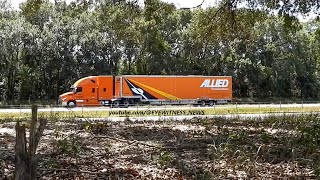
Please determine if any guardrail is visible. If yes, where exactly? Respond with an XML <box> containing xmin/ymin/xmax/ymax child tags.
<box><xmin>0</xmin><ymin>101</ymin><xmax>319</xmax><ymax>120</ymax></box>
<box><xmin>0</xmin><ymin>101</ymin><xmax>320</xmax><ymax>109</ymax></box>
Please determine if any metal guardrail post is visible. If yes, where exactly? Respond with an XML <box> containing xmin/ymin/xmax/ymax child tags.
<box><xmin>280</xmin><ymin>101</ymin><xmax>281</xmax><ymax>109</ymax></box>
<box><xmin>50</xmin><ymin>105</ymin><xmax>52</xmax><ymax>118</ymax></box>
<box><xmin>20</xmin><ymin>104</ymin><xmax>22</xmax><ymax>117</ymax></box>
<box><xmin>82</xmin><ymin>104</ymin><xmax>84</xmax><ymax>117</ymax></box>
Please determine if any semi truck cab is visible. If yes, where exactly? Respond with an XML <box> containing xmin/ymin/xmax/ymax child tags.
<box><xmin>59</xmin><ymin>76</ymin><xmax>113</xmax><ymax>107</ymax></box>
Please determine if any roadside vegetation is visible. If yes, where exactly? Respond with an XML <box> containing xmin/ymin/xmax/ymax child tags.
<box><xmin>1</xmin><ymin>0</ymin><xmax>320</xmax><ymax>104</ymax></box>
<box><xmin>1</xmin><ymin>114</ymin><xmax>320</xmax><ymax>179</ymax></box>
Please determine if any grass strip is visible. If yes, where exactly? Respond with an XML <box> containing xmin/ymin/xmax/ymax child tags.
<box><xmin>0</xmin><ymin>106</ymin><xmax>319</xmax><ymax>120</ymax></box>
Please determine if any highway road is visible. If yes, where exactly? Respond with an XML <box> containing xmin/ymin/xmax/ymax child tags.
<box><xmin>0</xmin><ymin>103</ymin><xmax>319</xmax><ymax>113</ymax></box>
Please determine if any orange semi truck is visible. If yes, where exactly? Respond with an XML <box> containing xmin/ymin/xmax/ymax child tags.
<box><xmin>59</xmin><ymin>75</ymin><xmax>232</xmax><ymax>107</ymax></box>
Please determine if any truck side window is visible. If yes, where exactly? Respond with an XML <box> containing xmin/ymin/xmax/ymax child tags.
<box><xmin>92</xmin><ymin>88</ymin><xmax>95</xmax><ymax>93</ymax></box>
<box><xmin>103</xmin><ymin>88</ymin><xmax>106</xmax><ymax>92</ymax></box>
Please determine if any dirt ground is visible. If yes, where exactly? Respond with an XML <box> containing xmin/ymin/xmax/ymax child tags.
<box><xmin>0</xmin><ymin>115</ymin><xmax>319</xmax><ymax>179</ymax></box>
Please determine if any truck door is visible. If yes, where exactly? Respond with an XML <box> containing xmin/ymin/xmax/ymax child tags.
<box><xmin>88</xmin><ymin>87</ymin><xmax>98</xmax><ymax>104</ymax></box>
<box><xmin>74</xmin><ymin>87</ymin><xmax>83</xmax><ymax>100</ymax></box>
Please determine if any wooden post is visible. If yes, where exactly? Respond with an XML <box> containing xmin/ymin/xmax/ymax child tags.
<box><xmin>29</xmin><ymin>105</ymin><xmax>37</xmax><ymax>158</ymax></box>
<box><xmin>14</xmin><ymin>122</ymin><xmax>29</xmax><ymax>179</ymax></box>
<box><xmin>14</xmin><ymin>105</ymin><xmax>47</xmax><ymax>180</ymax></box>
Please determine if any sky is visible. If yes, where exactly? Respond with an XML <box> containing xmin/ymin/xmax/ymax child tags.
<box><xmin>8</xmin><ymin>0</ymin><xmax>316</xmax><ymax>22</ymax></box>
<box><xmin>10</xmin><ymin>0</ymin><xmax>215</xmax><ymax>10</ymax></box>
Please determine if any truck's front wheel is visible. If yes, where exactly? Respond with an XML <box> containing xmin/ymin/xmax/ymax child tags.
<box><xmin>67</xmin><ymin>100</ymin><xmax>76</xmax><ymax>108</ymax></box>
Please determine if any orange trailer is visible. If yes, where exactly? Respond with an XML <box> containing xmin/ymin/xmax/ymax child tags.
<box><xmin>59</xmin><ymin>75</ymin><xmax>232</xmax><ymax>107</ymax></box>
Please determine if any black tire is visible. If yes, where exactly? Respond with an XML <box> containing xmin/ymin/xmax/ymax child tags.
<box><xmin>123</xmin><ymin>100</ymin><xmax>130</xmax><ymax>108</ymax></box>
<box><xmin>113</xmin><ymin>100</ymin><xmax>120</xmax><ymax>108</ymax></box>
<box><xmin>100</xmin><ymin>100</ymin><xmax>108</xmax><ymax>106</ymax></box>
<box><xmin>200</xmin><ymin>100</ymin><xmax>206</xmax><ymax>107</ymax></box>
<box><xmin>67</xmin><ymin>100</ymin><xmax>76</xmax><ymax>108</ymax></box>
<box><xmin>208</xmin><ymin>100</ymin><xmax>215</xmax><ymax>106</ymax></box>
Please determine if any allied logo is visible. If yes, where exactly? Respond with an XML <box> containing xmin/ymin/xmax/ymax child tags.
<box><xmin>200</xmin><ymin>79</ymin><xmax>229</xmax><ymax>88</ymax></box>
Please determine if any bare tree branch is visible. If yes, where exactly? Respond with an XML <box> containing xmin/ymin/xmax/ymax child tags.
<box><xmin>179</xmin><ymin>0</ymin><xmax>205</xmax><ymax>10</ymax></box>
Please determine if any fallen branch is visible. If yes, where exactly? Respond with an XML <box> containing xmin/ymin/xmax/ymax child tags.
<box><xmin>165</xmin><ymin>144</ymin><xmax>208</xmax><ymax>150</ymax></box>
<box><xmin>94</xmin><ymin>136</ymin><xmax>160</xmax><ymax>149</ymax></box>
<box><xmin>38</xmin><ymin>168</ymin><xmax>104</xmax><ymax>175</ymax></box>
<box><xmin>38</xmin><ymin>167</ymin><xmax>137</xmax><ymax>176</ymax></box>
<box><xmin>255</xmin><ymin>145</ymin><xmax>262</xmax><ymax>162</ymax></box>
<box><xmin>94</xmin><ymin>135</ymin><xmax>209</xmax><ymax>151</ymax></box>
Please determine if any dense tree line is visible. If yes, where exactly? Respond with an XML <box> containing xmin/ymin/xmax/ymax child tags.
<box><xmin>0</xmin><ymin>0</ymin><xmax>320</xmax><ymax>104</ymax></box>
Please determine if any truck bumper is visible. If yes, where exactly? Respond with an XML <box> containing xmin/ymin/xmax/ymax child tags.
<box><xmin>61</xmin><ymin>101</ymin><xmax>68</xmax><ymax>106</ymax></box>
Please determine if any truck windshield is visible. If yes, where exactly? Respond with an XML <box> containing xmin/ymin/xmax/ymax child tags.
<box><xmin>72</xmin><ymin>87</ymin><xmax>82</xmax><ymax>93</ymax></box>
<box><xmin>76</xmin><ymin>87</ymin><xmax>82</xmax><ymax>93</ymax></box>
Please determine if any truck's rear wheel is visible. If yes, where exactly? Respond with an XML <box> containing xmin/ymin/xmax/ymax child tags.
<box><xmin>208</xmin><ymin>100</ymin><xmax>215</xmax><ymax>106</ymax></box>
<box><xmin>112</xmin><ymin>100</ymin><xmax>120</xmax><ymax>108</ymax></box>
<box><xmin>67</xmin><ymin>100</ymin><xmax>76</xmax><ymax>108</ymax></box>
<box><xmin>100</xmin><ymin>100</ymin><xmax>108</xmax><ymax>106</ymax></box>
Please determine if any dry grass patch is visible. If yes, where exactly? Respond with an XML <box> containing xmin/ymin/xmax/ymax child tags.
<box><xmin>0</xmin><ymin>114</ymin><xmax>320</xmax><ymax>179</ymax></box>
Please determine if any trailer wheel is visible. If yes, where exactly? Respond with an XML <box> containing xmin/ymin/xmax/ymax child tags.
<box><xmin>67</xmin><ymin>100</ymin><xmax>76</xmax><ymax>108</ymax></box>
<box><xmin>123</xmin><ymin>100</ymin><xmax>130</xmax><ymax>108</ymax></box>
<box><xmin>112</xmin><ymin>100</ymin><xmax>120</xmax><ymax>108</ymax></box>
<box><xmin>208</xmin><ymin>101</ymin><xmax>215</xmax><ymax>106</ymax></box>
<box><xmin>200</xmin><ymin>100</ymin><xmax>206</xmax><ymax>107</ymax></box>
